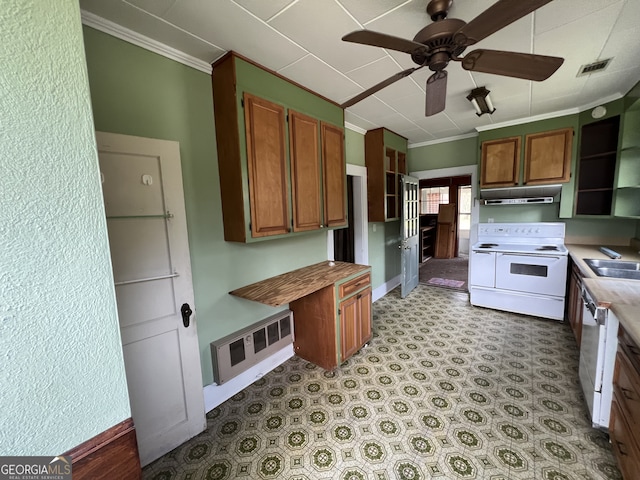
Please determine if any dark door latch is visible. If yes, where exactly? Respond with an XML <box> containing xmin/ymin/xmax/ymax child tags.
<box><xmin>181</xmin><ymin>303</ymin><xmax>192</xmax><ymax>328</ymax></box>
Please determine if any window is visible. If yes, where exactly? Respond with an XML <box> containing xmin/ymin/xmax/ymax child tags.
<box><xmin>458</xmin><ymin>186</ymin><xmax>472</xmax><ymax>230</ymax></box>
<box><xmin>420</xmin><ymin>186</ymin><xmax>449</xmax><ymax>214</ymax></box>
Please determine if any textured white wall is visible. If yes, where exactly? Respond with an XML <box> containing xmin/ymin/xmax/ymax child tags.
<box><xmin>0</xmin><ymin>1</ymin><xmax>131</xmax><ymax>453</ymax></box>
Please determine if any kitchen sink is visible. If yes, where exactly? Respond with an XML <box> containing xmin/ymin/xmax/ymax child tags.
<box><xmin>584</xmin><ymin>258</ymin><xmax>640</xmax><ymax>280</ymax></box>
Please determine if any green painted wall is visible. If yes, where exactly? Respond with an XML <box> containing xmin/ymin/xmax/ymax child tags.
<box><xmin>408</xmin><ymin>136</ymin><xmax>478</xmax><ymax>171</ymax></box>
<box><xmin>1</xmin><ymin>1</ymin><xmax>130</xmax><ymax>454</ymax></box>
<box><xmin>345</xmin><ymin>129</ymin><xmax>365</xmax><ymax>166</ymax></box>
<box><xmin>344</xmin><ymin>128</ymin><xmax>400</xmax><ymax>290</ymax></box>
<box><xmin>83</xmin><ymin>27</ymin><xmax>328</xmax><ymax>386</ymax></box>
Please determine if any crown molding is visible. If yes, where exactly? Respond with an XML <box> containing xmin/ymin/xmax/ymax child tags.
<box><xmin>81</xmin><ymin>10</ymin><xmax>212</xmax><ymax>75</ymax></box>
<box><xmin>344</xmin><ymin>122</ymin><xmax>367</xmax><ymax>135</ymax></box>
<box><xmin>408</xmin><ymin>132</ymin><xmax>478</xmax><ymax>149</ymax></box>
<box><xmin>475</xmin><ymin>92</ymin><xmax>623</xmax><ymax>133</ymax></box>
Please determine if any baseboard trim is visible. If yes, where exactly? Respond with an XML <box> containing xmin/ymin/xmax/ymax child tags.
<box><xmin>373</xmin><ymin>274</ymin><xmax>400</xmax><ymax>302</ymax></box>
<box><xmin>64</xmin><ymin>418</ymin><xmax>141</xmax><ymax>480</ymax></box>
<box><xmin>203</xmin><ymin>344</ymin><xmax>294</xmax><ymax>412</ymax></box>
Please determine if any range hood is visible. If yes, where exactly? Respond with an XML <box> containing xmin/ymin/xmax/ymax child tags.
<box><xmin>480</xmin><ymin>184</ymin><xmax>562</xmax><ymax>205</ymax></box>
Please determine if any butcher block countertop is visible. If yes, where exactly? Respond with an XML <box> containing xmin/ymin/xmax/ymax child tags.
<box><xmin>230</xmin><ymin>261</ymin><xmax>371</xmax><ymax>307</ymax></box>
<box><xmin>568</xmin><ymin>244</ymin><xmax>640</xmax><ymax>347</ymax></box>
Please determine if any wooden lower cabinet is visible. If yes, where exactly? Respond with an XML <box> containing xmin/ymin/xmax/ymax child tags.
<box><xmin>291</xmin><ymin>271</ymin><xmax>372</xmax><ymax>370</ymax></box>
<box><xmin>611</xmin><ymin>326</ymin><xmax>640</xmax><ymax>479</ymax></box>
<box><xmin>566</xmin><ymin>259</ymin><xmax>584</xmax><ymax>347</ymax></box>
<box><xmin>340</xmin><ymin>287</ymin><xmax>372</xmax><ymax>361</ymax></box>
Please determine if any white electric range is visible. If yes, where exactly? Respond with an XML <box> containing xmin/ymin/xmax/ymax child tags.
<box><xmin>470</xmin><ymin>223</ymin><xmax>568</xmax><ymax>320</ymax></box>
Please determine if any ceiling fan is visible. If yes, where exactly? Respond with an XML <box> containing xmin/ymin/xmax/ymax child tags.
<box><xmin>341</xmin><ymin>0</ymin><xmax>564</xmax><ymax>116</ymax></box>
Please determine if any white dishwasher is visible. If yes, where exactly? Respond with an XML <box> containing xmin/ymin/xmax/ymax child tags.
<box><xmin>578</xmin><ymin>285</ymin><xmax>619</xmax><ymax>429</ymax></box>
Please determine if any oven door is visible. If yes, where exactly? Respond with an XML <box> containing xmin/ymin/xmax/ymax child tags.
<box><xmin>470</xmin><ymin>250</ymin><xmax>496</xmax><ymax>287</ymax></box>
<box><xmin>494</xmin><ymin>253</ymin><xmax>567</xmax><ymax>296</ymax></box>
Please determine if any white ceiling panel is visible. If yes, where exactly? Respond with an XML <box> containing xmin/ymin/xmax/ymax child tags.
<box><xmin>81</xmin><ymin>0</ymin><xmax>225</xmax><ymax>62</ymax></box>
<box><xmin>232</xmin><ymin>0</ymin><xmax>296</xmax><ymax>21</ymax></box>
<box><xmin>344</xmin><ymin>111</ymin><xmax>381</xmax><ymax>131</ymax></box>
<box><xmin>269</xmin><ymin>0</ymin><xmax>386</xmax><ymax>72</ymax></box>
<box><xmin>81</xmin><ymin>0</ymin><xmax>640</xmax><ymax>145</ymax></box>
<box><xmin>126</xmin><ymin>0</ymin><xmax>178</xmax><ymax>16</ymax></box>
<box><xmin>163</xmin><ymin>0</ymin><xmax>308</xmax><ymax>71</ymax></box>
<box><xmin>278</xmin><ymin>55</ymin><xmax>362</xmax><ymax>101</ymax></box>
<box><xmin>534</xmin><ymin>0</ymin><xmax>623</xmax><ymax>35</ymax></box>
<box><xmin>338</xmin><ymin>0</ymin><xmax>409</xmax><ymax>25</ymax></box>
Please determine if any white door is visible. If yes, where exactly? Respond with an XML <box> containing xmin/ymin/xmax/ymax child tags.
<box><xmin>400</xmin><ymin>175</ymin><xmax>419</xmax><ymax>298</ymax></box>
<box><xmin>97</xmin><ymin>132</ymin><xmax>205</xmax><ymax>466</ymax></box>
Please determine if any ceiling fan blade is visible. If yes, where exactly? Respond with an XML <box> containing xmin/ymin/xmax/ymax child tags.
<box><xmin>461</xmin><ymin>49</ymin><xmax>564</xmax><ymax>81</ymax></box>
<box><xmin>341</xmin><ymin>67</ymin><xmax>424</xmax><ymax>108</ymax></box>
<box><xmin>455</xmin><ymin>0</ymin><xmax>553</xmax><ymax>46</ymax></box>
<box><xmin>425</xmin><ymin>70</ymin><xmax>447</xmax><ymax>116</ymax></box>
<box><xmin>342</xmin><ymin>30</ymin><xmax>429</xmax><ymax>57</ymax></box>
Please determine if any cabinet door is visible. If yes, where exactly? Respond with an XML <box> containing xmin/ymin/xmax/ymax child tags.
<box><xmin>524</xmin><ymin>128</ymin><xmax>573</xmax><ymax>185</ymax></box>
<box><xmin>358</xmin><ymin>287</ymin><xmax>372</xmax><ymax>345</ymax></box>
<box><xmin>244</xmin><ymin>93</ymin><xmax>290</xmax><ymax>238</ymax></box>
<box><xmin>340</xmin><ymin>294</ymin><xmax>359</xmax><ymax>362</ymax></box>
<box><xmin>321</xmin><ymin>122</ymin><xmax>347</xmax><ymax>227</ymax></box>
<box><xmin>289</xmin><ymin>111</ymin><xmax>322</xmax><ymax>232</ymax></box>
<box><xmin>480</xmin><ymin>136</ymin><xmax>521</xmax><ymax>188</ymax></box>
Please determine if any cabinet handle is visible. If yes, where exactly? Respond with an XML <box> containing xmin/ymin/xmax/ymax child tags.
<box><xmin>617</xmin><ymin>440</ymin><xmax>629</xmax><ymax>456</ymax></box>
<box><xmin>628</xmin><ymin>344</ymin><xmax>640</xmax><ymax>356</ymax></box>
<box><xmin>621</xmin><ymin>387</ymin><xmax>635</xmax><ymax>401</ymax></box>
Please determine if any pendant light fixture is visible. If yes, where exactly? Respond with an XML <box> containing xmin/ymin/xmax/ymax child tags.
<box><xmin>467</xmin><ymin>87</ymin><xmax>496</xmax><ymax>116</ymax></box>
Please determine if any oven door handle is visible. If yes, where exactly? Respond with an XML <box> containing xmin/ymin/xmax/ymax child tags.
<box><xmin>498</xmin><ymin>253</ymin><xmax>562</xmax><ymax>260</ymax></box>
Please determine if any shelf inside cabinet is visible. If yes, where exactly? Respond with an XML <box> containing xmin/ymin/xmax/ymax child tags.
<box><xmin>575</xmin><ymin>189</ymin><xmax>613</xmax><ymax>215</ymax></box>
<box><xmin>614</xmin><ymin>188</ymin><xmax>640</xmax><ymax>218</ymax></box>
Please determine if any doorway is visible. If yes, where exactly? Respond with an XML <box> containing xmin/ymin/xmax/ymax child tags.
<box><xmin>328</xmin><ymin>164</ymin><xmax>368</xmax><ymax>267</ymax></box>
<box><xmin>416</xmin><ymin>175</ymin><xmax>471</xmax><ymax>291</ymax></box>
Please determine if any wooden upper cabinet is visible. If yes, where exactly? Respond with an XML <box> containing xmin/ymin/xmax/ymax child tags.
<box><xmin>289</xmin><ymin>110</ymin><xmax>322</xmax><ymax>232</ymax></box>
<box><xmin>321</xmin><ymin>122</ymin><xmax>347</xmax><ymax>228</ymax></box>
<box><xmin>480</xmin><ymin>136</ymin><xmax>521</xmax><ymax>188</ymax></box>
<box><xmin>524</xmin><ymin>127</ymin><xmax>573</xmax><ymax>185</ymax></box>
<box><xmin>244</xmin><ymin>93</ymin><xmax>290</xmax><ymax>238</ymax></box>
<box><xmin>212</xmin><ymin>52</ymin><xmax>345</xmax><ymax>242</ymax></box>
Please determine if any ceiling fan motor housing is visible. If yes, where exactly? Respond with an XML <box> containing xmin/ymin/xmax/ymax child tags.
<box><xmin>412</xmin><ymin>18</ymin><xmax>467</xmax><ymax>69</ymax></box>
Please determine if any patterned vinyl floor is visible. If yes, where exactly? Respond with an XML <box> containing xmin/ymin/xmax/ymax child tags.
<box><xmin>143</xmin><ymin>284</ymin><xmax>621</xmax><ymax>480</ymax></box>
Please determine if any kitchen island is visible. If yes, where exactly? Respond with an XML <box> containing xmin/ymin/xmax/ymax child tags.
<box><xmin>230</xmin><ymin>261</ymin><xmax>372</xmax><ymax>370</ymax></box>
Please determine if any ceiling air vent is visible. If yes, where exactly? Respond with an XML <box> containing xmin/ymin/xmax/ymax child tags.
<box><xmin>577</xmin><ymin>58</ymin><xmax>612</xmax><ymax>77</ymax></box>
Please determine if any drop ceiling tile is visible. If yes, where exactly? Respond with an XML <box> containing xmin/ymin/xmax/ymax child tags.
<box><xmin>469</xmin><ymin>72</ymin><xmax>531</xmax><ymax>101</ymax></box>
<box><xmin>232</xmin><ymin>0</ymin><xmax>296</xmax><ymax>21</ymax></box>
<box><xmin>365</xmin><ymin>0</ymin><xmax>432</xmax><ymax>38</ymax></box>
<box><xmin>164</xmin><ymin>0</ymin><xmax>307</xmax><ymax>71</ymax></box>
<box><xmin>404</xmin><ymin>129</ymin><xmax>435</xmax><ymax>145</ymax></box>
<box><xmin>384</xmin><ymin>92</ymin><xmax>427</xmax><ymax>120</ymax></box>
<box><xmin>534</xmin><ymin>0</ymin><xmax>623</xmax><ymax>35</ymax></box>
<box><xmin>126</xmin><ymin>0</ymin><xmax>178</xmax><ymax>16</ymax></box>
<box><xmin>345</xmin><ymin>95</ymin><xmax>398</xmax><ymax>120</ymax></box>
<box><xmin>338</xmin><ymin>0</ymin><xmax>409</xmax><ymax>25</ymax></box>
<box><xmin>530</xmin><ymin>93</ymin><xmax>583</xmax><ymax>115</ymax></box>
<box><xmin>412</xmin><ymin>113</ymin><xmax>459</xmax><ymax>134</ymax></box>
<box><xmin>81</xmin><ymin>0</ymin><xmax>225</xmax><ymax>62</ymax></box>
<box><xmin>345</xmin><ymin>110</ymin><xmax>380</xmax><ymax>131</ymax></box>
<box><xmin>347</xmin><ymin>56</ymin><xmax>403</xmax><ymax>86</ymax></box>
<box><xmin>375</xmin><ymin>113</ymin><xmax>421</xmax><ymax>134</ymax></box>
<box><xmin>269</xmin><ymin>0</ymin><xmax>385</xmax><ymax>72</ymax></box>
<box><xmin>598</xmin><ymin>27</ymin><xmax>640</xmax><ymax>74</ymax></box>
<box><xmin>466</xmin><ymin>15</ymin><xmax>532</xmax><ymax>53</ymax></box>
<box><xmin>611</xmin><ymin>0</ymin><xmax>640</xmax><ymax>32</ymax></box>
<box><xmin>278</xmin><ymin>55</ymin><xmax>362</xmax><ymax>102</ymax></box>
<box><xmin>579</xmin><ymin>66</ymin><xmax>640</xmax><ymax>101</ymax></box>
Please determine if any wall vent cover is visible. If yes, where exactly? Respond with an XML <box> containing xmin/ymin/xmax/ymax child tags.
<box><xmin>577</xmin><ymin>58</ymin><xmax>612</xmax><ymax>77</ymax></box>
<box><xmin>211</xmin><ymin>310</ymin><xmax>293</xmax><ymax>384</ymax></box>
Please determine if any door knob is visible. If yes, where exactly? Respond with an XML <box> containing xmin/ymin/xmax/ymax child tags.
<box><xmin>181</xmin><ymin>303</ymin><xmax>193</xmax><ymax>328</ymax></box>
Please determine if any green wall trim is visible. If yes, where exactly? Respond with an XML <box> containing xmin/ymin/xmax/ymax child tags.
<box><xmin>382</xmin><ymin>128</ymin><xmax>408</xmax><ymax>153</ymax></box>
<box><xmin>408</xmin><ymin>136</ymin><xmax>478</xmax><ymax>172</ymax></box>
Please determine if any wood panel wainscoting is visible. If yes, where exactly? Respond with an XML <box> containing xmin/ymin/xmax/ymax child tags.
<box><xmin>64</xmin><ymin>417</ymin><xmax>141</xmax><ymax>480</ymax></box>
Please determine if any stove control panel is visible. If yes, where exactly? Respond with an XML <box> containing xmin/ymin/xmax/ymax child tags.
<box><xmin>478</xmin><ymin>223</ymin><xmax>565</xmax><ymax>239</ymax></box>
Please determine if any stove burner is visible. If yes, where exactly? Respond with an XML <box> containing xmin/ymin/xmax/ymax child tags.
<box><xmin>536</xmin><ymin>245</ymin><xmax>560</xmax><ymax>251</ymax></box>
<box><xmin>478</xmin><ymin>243</ymin><xmax>498</xmax><ymax>248</ymax></box>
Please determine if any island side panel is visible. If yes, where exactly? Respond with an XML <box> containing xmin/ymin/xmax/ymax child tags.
<box><xmin>290</xmin><ymin>285</ymin><xmax>337</xmax><ymax>370</ymax></box>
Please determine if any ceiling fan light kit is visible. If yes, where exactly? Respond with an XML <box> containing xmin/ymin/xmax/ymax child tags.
<box><xmin>467</xmin><ymin>87</ymin><xmax>496</xmax><ymax>116</ymax></box>
<box><xmin>341</xmin><ymin>0</ymin><xmax>564</xmax><ymax>117</ymax></box>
